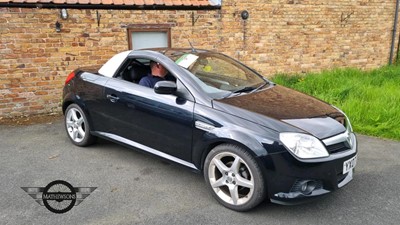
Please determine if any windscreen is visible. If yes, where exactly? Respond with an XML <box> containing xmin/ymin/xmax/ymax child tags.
<box><xmin>173</xmin><ymin>52</ymin><xmax>268</xmax><ymax>99</ymax></box>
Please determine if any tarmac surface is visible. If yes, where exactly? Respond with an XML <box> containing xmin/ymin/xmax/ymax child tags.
<box><xmin>1</xmin><ymin>119</ymin><xmax>400</xmax><ymax>225</ymax></box>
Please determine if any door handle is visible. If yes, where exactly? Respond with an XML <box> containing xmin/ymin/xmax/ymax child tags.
<box><xmin>106</xmin><ymin>94</ymin><xmax>119</xmax><ymax>103</ymax></box>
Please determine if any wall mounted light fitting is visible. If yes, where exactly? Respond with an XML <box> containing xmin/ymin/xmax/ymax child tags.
<box><xmin>55</xmin><ymin>21</ymin><xmax>61</xmax><ymax>32</ymax></box>
<box><xmin>60</xmin><ymin>8</ymin><xmax>68</xmax><ymax>20</ymax></box>
<box><xmin>241</xmin><ymin>10</ymin><xmax>249</xmax><ymax>20</ymax></box>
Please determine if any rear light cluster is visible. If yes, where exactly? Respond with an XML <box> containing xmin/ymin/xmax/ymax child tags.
<box><xmin>65</xmin><ymin>71</ymin><xmax>75</xmax><ymax>85</ymax></box>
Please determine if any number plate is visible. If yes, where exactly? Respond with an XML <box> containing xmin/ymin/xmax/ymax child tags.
<box><xmin>343</xmin><ymin>155</ymin><xmax>357</xmax><ymax>174</ymax></box>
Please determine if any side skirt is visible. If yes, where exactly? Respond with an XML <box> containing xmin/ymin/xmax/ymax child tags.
<box><xmin>93</xmin><ymin>131</ymin><xmax>199</xmax><ymax>171</ymax></box>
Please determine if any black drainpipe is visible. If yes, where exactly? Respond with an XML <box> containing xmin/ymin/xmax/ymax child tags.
<box><xmin>389</xmin><ymin>0</ymin><xmax>400</xmax><ymax>65</ymax></box>
<box><xmin>397</xmin><ymin>26</ymin><xmax>400</xmax><ymax>63</ymax></box>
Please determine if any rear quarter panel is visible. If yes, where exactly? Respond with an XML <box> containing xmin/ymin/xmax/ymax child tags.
<box><xmin>62</xmin><ymin>70</ymin><xmax>110</xmax><ymax>131</ymax></box>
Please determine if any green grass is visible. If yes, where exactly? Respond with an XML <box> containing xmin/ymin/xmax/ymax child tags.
<box><xmin>271</xmin><ymin>66</ymin><xmax>400</xmax><ymax>141</ymax></box>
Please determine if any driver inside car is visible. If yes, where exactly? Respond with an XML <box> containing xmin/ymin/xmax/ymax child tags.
<box><xmin>139</xmin><ymin>61</ymin><xmax>171</xmax><ymax>88</ymax></box>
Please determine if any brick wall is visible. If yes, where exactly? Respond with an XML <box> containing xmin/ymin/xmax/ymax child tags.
<box><xmin>0</xmin><ymin>0</ymin><xmax>398</xmax><ymax>117</ymax></box>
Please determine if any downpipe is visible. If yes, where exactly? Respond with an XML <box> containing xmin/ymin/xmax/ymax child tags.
<box><xmin>389</xmin><ymin>0</ymin><xmax>400</xmax><ymax>65</ymax></box>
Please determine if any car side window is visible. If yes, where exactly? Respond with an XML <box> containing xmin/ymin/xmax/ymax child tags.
<box><xmin>114</xmin><ymin>57</ymin><xmax>193</xmax><ymax>101</ymax></box>
<box><xmin>117</xmin><ymin>58</ymin><xmax>177</xmax><ymax>86</ymax></box>
<box><xmin>115</xmin><ymin>59</ymin><xmax>151</xmax><ymax>83</ymax></box>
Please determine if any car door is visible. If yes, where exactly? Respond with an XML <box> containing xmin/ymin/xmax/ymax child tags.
<box><xmin>101</xmin><ymin>78</ymin><xmax>195</xmax><ymax>163</ymax></box>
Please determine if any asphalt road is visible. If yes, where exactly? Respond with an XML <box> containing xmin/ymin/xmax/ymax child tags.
<box><xmin>1</xmin><ymin>119</ymin><xmax>400</xmax><ymax>225</ymax></box>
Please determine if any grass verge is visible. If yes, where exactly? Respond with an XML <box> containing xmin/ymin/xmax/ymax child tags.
<box><xmin>271</xmin><ymin>66</ymin><xmax>400</xmax><ymax>141</ymax></box>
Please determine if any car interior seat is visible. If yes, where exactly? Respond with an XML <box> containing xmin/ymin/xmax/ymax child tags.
<box><xmin>121</xmin><ymin>60</ymin><xmax>150</xmax><ymax>83</ymax></box>
<box><xmin>130</xmin><ymin>65</ymin><xmax>150</xmax><ymax>83</ymax></box>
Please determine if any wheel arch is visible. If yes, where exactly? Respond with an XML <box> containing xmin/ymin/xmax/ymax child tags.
<box><xmin>62</xmin><ymin>100</ymin><xmax>74</xmax><ymax>115</ymax></box>
<box><xmin>194</xmin><ymin>132</ymin><xmax>271</xmax><ymax>173</ymax></box>
<box><xmin>201</xmin><ymin>137</ymin><xmax>269</xmax><ymax>211</ymax></box>
<box><xmin>62</xmin><ymin>93</ymin><xmax>88</xmax><ymax>115</ymax></box>
<box><xmin>199</xmin><ymin>139</ymin><xmax>255</xmax><ymax>171</ymax></box>
<box><xmin>62</xmin><ymin>92</ymin><xmax>78</xmax><ymax>114</ymax></box>
<box><xmin>62</xmin><ymin>95</ymin><xmax>95</xmax><ymax>132</ymax></box>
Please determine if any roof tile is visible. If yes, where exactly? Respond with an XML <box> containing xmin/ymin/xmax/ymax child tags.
<box><xmin>199</xmin><ymin>0</ymin><xmax>209</xmax><ymax>6</ymax></box>
<box><xmin>181</xmin><ymin>0</ymin><xmax>192</xmax><ymax>6</ymax></box>
<box><xmin>143</xmin><ymin>0</ymin><xmax>153</xmax><ymax>5</ymax></box>
<box><xmin>123</xmin><ymin>0</ymin><xmax>134</xmax><ymax>5</ymax></box>
<box><xmin>171</xmin><ymin>0</ymin><xmax>182</xmax><ymax>6</ymax></box>
<box><xmin>113</xmin><ymin>0</ymin><xmax>123</xmax><ymax>5</ymax></box>
<box><xmin>163</xmin><ymin>0</ymin><xmax>172</xmax><ymax>6</ymax></box>
<box><xmin>2</xmin><ymin>0</ymin><xmax>217</xmax><ymax>7</ymax></box>
<box><xmin>133</xmin><ymin>0</ymin><xmax>144</xmax><ymax>5</ymax></box>
<box><xmin>153</xmin><ymin>0</ymin><xmax>164</xmax><ymax>5</ymax></box>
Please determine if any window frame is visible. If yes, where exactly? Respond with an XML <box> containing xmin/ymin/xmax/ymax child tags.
<box><xmin>127</xmin><ymin>24</ymin><xmax>172</xmax><ymax>50</ymax></box>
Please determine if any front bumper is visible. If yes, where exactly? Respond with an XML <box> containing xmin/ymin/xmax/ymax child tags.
<box><xmin>265</xmin><ymin>132</ymin><xmax>357</xmax><ymax>205</ymax></box>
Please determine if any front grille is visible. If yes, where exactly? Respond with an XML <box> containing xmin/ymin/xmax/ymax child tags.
<box><xmin>326</xmin><ymin>142</ymin><xmax>350</xmax><ymax>154</ymax></box>
<box><xmin>323</xmin><ymin>131</ymin><xmax>353</xmax><ymax>155</ymax></box>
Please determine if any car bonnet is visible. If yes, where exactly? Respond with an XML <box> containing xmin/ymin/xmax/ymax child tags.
<box><xmin>213</xmin><ymin>85</ymin><xmax>347</xmax><ymax>139</ymax></box>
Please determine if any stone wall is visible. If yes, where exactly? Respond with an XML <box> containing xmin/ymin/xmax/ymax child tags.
<box><xmin>0</xmin><ymin>0</ymin><xmax>398</xmax><ymax>117</ymax></box>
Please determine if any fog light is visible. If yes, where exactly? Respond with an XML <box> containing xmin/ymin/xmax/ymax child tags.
<box><xmin>299</xmin><ymin>180</ymin><xmax>317</xmax><ymax>195</ymax></box>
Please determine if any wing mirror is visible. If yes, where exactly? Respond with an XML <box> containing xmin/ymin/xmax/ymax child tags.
<box><xmin>154</xmin><ymin>81</ymin><xmax>177</xmax><ymax>95</ymax></box>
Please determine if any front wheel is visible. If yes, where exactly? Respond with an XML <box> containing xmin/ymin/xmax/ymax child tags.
<box><xmin>204</xmin><ymin>144</ymin><xmax>266</xmax><ymax>211</ymax></box>
<box><xmin>64</xmin><ymin>104</ymin><xmax>96</xmax><ymax>147</ymax></box>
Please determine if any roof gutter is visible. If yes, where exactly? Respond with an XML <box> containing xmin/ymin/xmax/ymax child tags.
<box><xmin>0</xmin><ymin>3</ymin><xmax>221</xmax><ymax>10</ymax></box>
<box><xmin>389</xmin><ymin>0</ymin><xmax>400</xmax><ymax>65</ymax></box>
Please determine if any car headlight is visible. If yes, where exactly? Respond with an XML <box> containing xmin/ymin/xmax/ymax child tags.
<box><xmin>279</xmin><ymin>133</ymin><xmax>329</xmax><ymax>159</ymax></box>
<box><xmin>344</xmin><ymin>115</ymin><xmax>353</xmax><ymax>133</ymax></box>
<box><xmin>331</xmin><ymin>105</ymin><xmax>353</xmax><ymax>133</ymax></box>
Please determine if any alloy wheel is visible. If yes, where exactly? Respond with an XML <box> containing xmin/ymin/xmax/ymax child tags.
<box><xmin>66</xmin><ymin>108</ymin><xmax>86</xmax><ymax>143</ymax></box>
<box><xmin>208</xmin><ymin>152</ymin><xmax>255</xmax><ymax>205</ymax></box>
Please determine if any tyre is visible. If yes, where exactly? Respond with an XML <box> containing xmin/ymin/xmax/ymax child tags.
<box><xmin>64</xmin><ymin>103</ymin><xmax>96</xmax><ymax>147</ymax></box>
<box><xmin>204</xmin><ymin>144</ymin><xmax>266</xmax><ymax>211</ymax></box>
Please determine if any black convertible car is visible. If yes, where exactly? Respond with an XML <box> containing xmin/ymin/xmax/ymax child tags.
<box><xmin>62</xmin><ymin>48</ymin><xmax>357</xmax><ymax>211</ymax></box>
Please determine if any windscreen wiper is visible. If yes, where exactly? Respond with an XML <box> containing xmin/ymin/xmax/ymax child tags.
<box><xmin>250</xmin><ymin>81</ymin><xmax>270</xmax><ymax>93</ymax></box>
<box><xmin>232</xmin><ymin>86</ymin><xmax>255</xmax><ymax>93</ymax></box>
<box><xmin>223</xmin><ymin>82</ymin><xmax>270</xmax><ymax>98</ymax></box>
<box><xmin>222</xmin><ymin>86</ymin><xmax>254</xmax><ymax>98</ymax></box>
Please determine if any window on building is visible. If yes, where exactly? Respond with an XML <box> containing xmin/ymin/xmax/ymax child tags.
<box><xmin>127</xmin><ymin>24</ymin><xmax>172</xmax><ymax>50</ymax></box>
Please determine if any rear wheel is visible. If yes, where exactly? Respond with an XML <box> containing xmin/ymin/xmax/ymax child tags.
<box><xmin>204</xmin><ymin>144</ymin><xmax>266</xmax><ymax>211</ymax></box>
<box><xmin>64</xmin><ymin>104</ymin><xmax>96</xmax><ymax>146</ymax></box>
